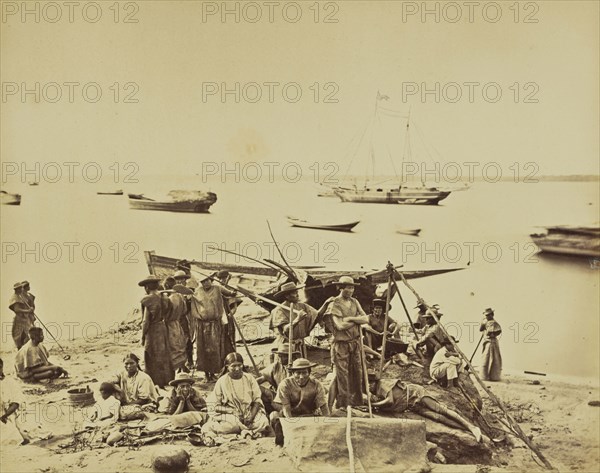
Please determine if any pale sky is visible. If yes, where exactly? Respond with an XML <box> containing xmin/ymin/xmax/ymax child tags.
<box><xmin>1</xmin><ymin>0</ymin><xmax>599</xmax><ymax>178</ymax></box>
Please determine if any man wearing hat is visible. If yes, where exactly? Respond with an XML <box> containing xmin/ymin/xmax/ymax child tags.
<box><xmin>480</xmin><ymin>308</ymin><xmax>502</xmax><ymax>381</ymax></box>
<box><xmin>415</xmin><ymin>308</ymin><xmax>447</xmax><ymax>359</ymax></box>
<box><xmin>270</xmin><ymin>282</ymin><xmax>332</xmax><ymax>358</ymax></box>
<box><xmin>270</xmin><ymin>358</ymin><xmax>330</xmax><ymax>446</ymax></box>
<box><xmin>192</xmin><ymin>275</ymin><xmax>237</xmax><ymax>382</ymax></box>
<box><xmin>364</xmin><ymin>298</ymin><xmax>397</xmax><ymax>352</ymax></box>
<box><xmin>325</xmin><ymin>276</ymin><xmax>370</xmax><ymax>408</ymax></box>
<box><xmin>170</xmin><ymin>270</ymin><xmax>195</xmax><ymax>370</ymax></box>
<box><xmin>8</xmin><ymin>282</ymin><xmax>36</xmax><ymax>349</ymax></box>
<box><xmin>256</xmin><ymin>343</ymin><xmax>300</xmax><ymax>414</ymax></box>
<box><xmin>166</xmin><ymin>372</ymin><xmax>207</xmax><ymax>415</ymax></box>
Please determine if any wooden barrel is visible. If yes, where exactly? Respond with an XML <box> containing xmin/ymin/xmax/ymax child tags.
<box><xmin>384</xmin><ymin>338</ymin><xmax>409</xmax><ymax>358</ymax></box>
<box><xmin>67</xmin><ymin>388</ymin><xmax>95</xmax><ymax>406</ymax></box>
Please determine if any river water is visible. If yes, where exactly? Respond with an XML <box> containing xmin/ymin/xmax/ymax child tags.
<box><xmin>1</xmin><ymin>178</ymin><xmax>598</xmax><ymax>380</ymax></box>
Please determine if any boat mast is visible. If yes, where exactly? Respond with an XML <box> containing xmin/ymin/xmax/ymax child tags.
<box><xmin>401</xmin><ymin>107</ymin><xmax>412</xmax><ymax>186</ymax></box>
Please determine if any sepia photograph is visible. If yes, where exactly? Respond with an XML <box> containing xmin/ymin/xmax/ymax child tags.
<box><xmin>1</xmin><ymin>1</ymin><xmax>598</xmax><ymax>472</ymax></box>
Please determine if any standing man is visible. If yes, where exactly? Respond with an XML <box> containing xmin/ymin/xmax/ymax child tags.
<box><xmin>171</xmin><ymin>270</ymin><xmax>195</xmax><ymax>370</ymax></box>
<box><xmin>270</xmin><ymin>282</ymin><xmax>332</xmax><ymax>357</ymax></box>
<box><xmin>192</xmin><ymin>275</ymin><xmax>237</xmax><ymax>381</ymax></box>
<box><xmin>9</xmin><ymin>282</ymin><xmax>36</xmax><ymax>350</ymax></box>
<box><xmin>326</xmin><ymin>276</ymin><xmax>369</xmax><ymax>409</ymax></box>
<box><xmin>480</xmin><ymin>308</ymin><xmax>502</xmax><ymax>381</ymax></box>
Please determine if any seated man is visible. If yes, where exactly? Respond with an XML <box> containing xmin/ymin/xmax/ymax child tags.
<box><xmin>14</xmin><ymin>327</ymin><xmax>68</xmax><ymax>382</ymax></box>
<box><xmin>201</xmin><ymin>353</ymin><xmax>269</xmax><ymax>440</ymax></box>
<box><xmin>270</xmin><ymin>358</ymin><xmax>330</xmax><ymax>446</ymax></box>
<box><xmin>368</xmin><ymin>373</ymin><xmax>481</xmax><ymax>442</ymax></box>
<box><xmin>256</xmin><ymin>343</ymin><xmax>299</xmax><ymax>414</ymax></box>
<box><xmin>415</xmin><ymin>309</ymin><xmax>446</xmax><ymax>358</ymax></box>
<box><xmin>166</xmin><ymin>372</ymin><xmax>206</xmax><ymax>415</ymax></box>
<box><xmin>110</xmin><ymin>353</ymin><xmax>159</xmax><ymax>420</ymax></box>
<box><xmin>429</xmin><ymin>340</ymin><xmax>466</xmax><ymax>388</ymax></box>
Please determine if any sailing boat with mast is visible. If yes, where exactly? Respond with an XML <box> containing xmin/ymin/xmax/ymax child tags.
<box><xmin>334</xmin><ymin>93</ymin><xmax>452</xmax><ymax>205</ymax></box>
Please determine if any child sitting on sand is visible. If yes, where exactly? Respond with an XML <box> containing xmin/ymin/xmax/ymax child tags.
<box><xmin>85</xmin><ymin>383</ymin><xmax>121</xmax><ymax>429</ymax></box>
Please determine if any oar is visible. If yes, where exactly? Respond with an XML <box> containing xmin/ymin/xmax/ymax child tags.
<box><xmin>469</xmin><ymin>333</ymin><xmax>485</xmax><ymax>363</ymax></box>
<box><xmin>266</xmin><ymin>220</ymin><xmax>298</xmax><ymax>283</ymax></box>
<box><xmin>19</xmin><ymin>296</ymin><xmax>71</xmax><ymax>360</ymax></box>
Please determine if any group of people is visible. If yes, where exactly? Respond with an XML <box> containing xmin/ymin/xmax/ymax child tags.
<box><xmin>137</xmin><ymin>269</ymin><xmax>239</xmax><ymax>388</ymax></box>
<box><xmin>2</xmin><ymin>273</ymin><xmax>502</xmax><ymax>448</ymax></box>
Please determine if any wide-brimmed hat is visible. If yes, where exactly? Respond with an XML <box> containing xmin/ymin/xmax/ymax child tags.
<box><xmin>483</xmin><ymin>308</ymin><xmax>494</xmax><ymax>316</ymax></box>
<box><xmin>334</xmin><ymin>276</ymin><xmax>360</xmax><ymax>287</ymax></box>
<box><xmin>172</xmin><ymin>270</ymin><xmax>190</xmax><ymax>280</ymax></box>
<box><xmin>287</xmin><ymin>358</ymin><xmax>317</xmax><ymax>371</ymax></box>
<box><xmin>138</xmin><ymin>275</ymin><xmax>162</xmax><ymax>287</ymax></box>
<box><xmin>372</xmin><ymin>299</ymin><xmax>392</xmax><ymax>311</ymax></box>
<box><xmin>424</xmin><ymin>308</ymin><xmax>443</xmax><ymax>318</ymax></box>
<box><xmin>276</xmin><ymin>343</ymin><xmax>301</xmax><ymax>356</ymax></box>
<box><xmin>13</xmin><ymin>281</ymin><xmax>26</xmax><ymax>290</ymax></box>
<box><xmin>274</xmin><ymin>282</ymin><xmax>305</xmax><ymax>298</ymax></box>
<box><xmin>21</xmin><ymin>280</ymin><xmax>30</xmax><ymax>287</ymax></box>
<box><xmin>169</xmin><ymin>372</ymin><xmax>196</xmax><ymax>387</ymax></box>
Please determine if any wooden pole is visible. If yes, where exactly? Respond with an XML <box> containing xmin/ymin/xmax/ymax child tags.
<box><xmin>346</xmin><ymin>406</ymin><xmax>356</xmax><ymax>473</ymax></box>
<box><xmin>389</xmin><ymin>275</ymin><xmax>419</xmax><ymax>339</ymax></box>
<box><xmin>358</xmin><ymin>327</ymin><xmax>373</xmax><ymax>417</ymax></box>
<box><xmin>377</xmin><ymin>262</ymin><xmax>393</xmax><ymax>378</ymax></box>
<box><xmin>397</xmin><ymin>272</ymin><xmax>555</xmax><ymax>470</ymax></box>
<box><xmin>469</xmin><ymin>333</ymin><xmax>485</xmax><ymax>364</ymax></box>
<box><xmin>288</xmin><ymin>302</ymin><xmax>294</xmax><ymax>368</ymax></box>
<box><xmin>228</xmin><ymin>311</ymin><xmax>260</xmax><ymax>376</ymax></box>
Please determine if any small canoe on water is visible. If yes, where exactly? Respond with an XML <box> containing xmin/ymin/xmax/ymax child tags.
<box><xmin>286</xmin><ymin>216</ymin><xmax>360</xmax><ymax>232</ymax></box>
<box><xmin>97</xmin><ymin>190</ymin><xmax>124</xmax><ymax>195</ymax></box>
<box><xmin>396</xmin><ymin>228</ymin><xmax>421</xmax><ymax>236</ymax></box>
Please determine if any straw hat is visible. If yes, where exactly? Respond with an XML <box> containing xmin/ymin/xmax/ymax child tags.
<box><xmin>372</xmin><ymin>299</ymin><xmax>392</xmax><ymax>311</ymax></box>
<box><xmin>169</xmin><ymin>372</ymin><xmax>196</xmax><ymax>387</ymax></box>
<box><xmin>13</xmin><ymin>281</ymin><xmax>25</xmax><ymax>290</ymax></box>
<box><xmin>333</xmin><ymin>276</ymin><xmax>360</xmax><ymax>287</ymax></box>
<box><xmin>483</xmin><ymin>308</ymin><xmax>494</xmax><ymax>317</ymax></box>
<box><xmin>276</xmin><ymin>343</ymin><xmax>301</xmax><ymax>356</ymax></box>
<box><xmin>138</xmin><ymin>275</ymin><xmax>162</xmax><ymax>287</ymax></box>
<box><xmin>172</xmin><ymin>270</ymin><xmax>190</xmax><ymax>280</ymax></box>
<box><xmin>287</xmin><ymin>358</ymin><xmax>317</xmax><ymax>371</ymax></box>
<box><xmin>274</xmin><ymin>282</ymin><xmax>305</xmax><ymax>298</ymax></box>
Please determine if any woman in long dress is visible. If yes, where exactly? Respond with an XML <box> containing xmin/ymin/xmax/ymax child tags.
<box><xmin>480</xmin><ymin>308</ymin><xmax>502</xmax><ymax>381</ymax></box>
<box><xmin>139</xmin><ymin>275</ymin><xmax>174</xmax><ymax>388</ymax></box>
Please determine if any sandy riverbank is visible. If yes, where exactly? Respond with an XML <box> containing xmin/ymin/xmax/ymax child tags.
<box><xmin>0</xmin><ymin>305</ymin><xmax>598</xmax><ymax>473</ymax></box>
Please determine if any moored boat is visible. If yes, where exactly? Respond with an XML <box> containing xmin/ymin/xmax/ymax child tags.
<box><xmin>334</xmin><ymin>186</ymin><xmax>449</xmax><ymax>205</ymax></box>
<box><xmin>286</xmin><ymin>216</ymin><xmax>360</xmax><ymax>232</ymax></box>
<box><xmin>333</xmin><ymin>94</ymin><xmax>457</xmax><ymax>205</ymax></box>
<box><xmin>530</xmin><ymin>224</ymin><xmax>600</xmax><ymax>258</ymax></box>
<box><xmin>97</xmin><ymin>189</ymin><xmax>123</xmax><ymax>195</ymax></box>
<box><xmin>128</xmin><ymin>190</ymin><xmax>217</xmax><ymax>213</ymax></box>
<box><xmin>396</xmin><ymin>228</ymin><xmax>421</xmax><ymax>236</ymax></box>
<box><xmin>0</xmin><ymin>190</ymin><xmax>21</xmax><ymax>205</ymax></box>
